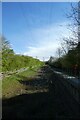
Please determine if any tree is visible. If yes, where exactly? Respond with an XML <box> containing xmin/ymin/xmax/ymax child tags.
<box><xmin>56</xmin><ymin>48</ymin><xmax>62</xmax><ymax>58</ymax></box>
<box><xmin>67</xmin><ymin>2</ymin><xmax>80</xmax><ymax>45</ymax></box>
<box><xmin>0</xmin><ymin>35</ymin><xmax>11</xmax><ymax>51</ymax></box>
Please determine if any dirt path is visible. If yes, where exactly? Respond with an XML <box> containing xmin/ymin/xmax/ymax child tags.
<box><xmin>2</xmin><ymin>65</ymin><xmax>80</xmax><ymax>119</ymax></box>
<box><xmin>1</xmin><ymin>67</ymin><xmax>29</xmax><ymax>78</ymax></box>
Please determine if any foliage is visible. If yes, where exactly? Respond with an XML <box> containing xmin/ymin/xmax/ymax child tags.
<box><xmin>2</xmin><ymin>51</ymin><xmax>43</xmax><ymax>72</ymax></box>
<box><xmin>0</xmin><ymin>35</ymin><xmax>11</xmax><ymax>51</ymax></box>
<box><xmin>2</xmin><ymin>37</ymin><xmax>44</xmax><ymax>98</ymax></box>
<box><xmin>48</xmin><ymin>46</ymin><xmax>80</xmax><ymax>77</ymax></box>
<box><xmin>49</xmin><ymin>2</ymin><xmax>80</xmax><ymax>75</ymax></box>
<box><xmin>1</xmin><ymin>36</ymin><xmax>44</xmax><ymax>72</ymax></box>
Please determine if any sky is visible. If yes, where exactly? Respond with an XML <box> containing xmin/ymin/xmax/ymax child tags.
<box><xmin>2</xmin><ymin>2</ymin><xmax>77</xmax><ymax>61</ymax></box>
<box><xmin>2</xmin><ymin>0</ymin><xmax>78</xmax><ymax>2</ymax></box>
<box><xmin>0</xmin><ymin>2</ymin><xmax>2</xmax><ymax>34</ymax></box>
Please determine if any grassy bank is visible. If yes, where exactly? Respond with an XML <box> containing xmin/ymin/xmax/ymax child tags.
<box><xmin>2</xmin><ymin>63</ymin><xmax>44</xmax><ymax>99</ymax></box>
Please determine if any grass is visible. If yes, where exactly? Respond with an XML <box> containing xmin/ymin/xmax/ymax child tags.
<box><xmin>2</xmin><ymin>64</ymin><xmax>44</xmax><ymax>99</ymax></box>
<box><xmin>3</xmin><ymin>73</ymin><xmax>25</xmax><ymax>98</ymax></box>
<box><xmin>0</xmin><ymin>63</ymin><xmax>2</xmax><ymax>73</ymax></box>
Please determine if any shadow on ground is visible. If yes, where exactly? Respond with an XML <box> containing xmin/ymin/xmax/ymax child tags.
<box><xmin>2</xmin><ymin>65</ymin><xmax>80</xmax><ymax>119</ymax></box>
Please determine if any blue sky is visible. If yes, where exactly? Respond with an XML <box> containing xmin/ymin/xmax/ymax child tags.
<box><xmin>0</xmin><ymin>2</ymin><xmax>2</xmax><ymax>33</ymax></box>
<box><xmin>2</xmin><ymin>2</ymin><xmax>77</xmax><ymax>61</ymax></box>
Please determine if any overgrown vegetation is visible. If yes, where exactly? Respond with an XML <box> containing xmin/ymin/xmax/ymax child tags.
<box><xmin>47</xmin><ymin>3</ymin><xmax>80</xmax><ymax>77</ymax></box>
<box><xmin>2</xmin><ymin>66</ymin><xmax>42</xmax><ymax>99</ymax></box>
<box><xmin>1</xmin><ymin>36</ymin><xmax>44</xmax><ymax>72</ymax></box>
<box><xmin>1</xmin><ymin>35</ymin><xmax>44</xmax><ymax>98</ymax></box>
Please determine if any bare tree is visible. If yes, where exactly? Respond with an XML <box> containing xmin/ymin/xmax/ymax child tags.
<box><xmin>67</xmin><ymin>2</ymin><xmax>80</xmax><ymax>44</ymax></box>
<box><xmin>56</xmin><ymin>47</ymin><xmax>63</xmax><ymax>58</ymax></box>
<box><xmin>0</xmin><ymin>35</ymin><xmax>10</xmax><ymax>51</ymax></box>
<box><xmin>59</xmin><ymin>2</ymin><xmax>80</xmax><ymax>56</ymax></box>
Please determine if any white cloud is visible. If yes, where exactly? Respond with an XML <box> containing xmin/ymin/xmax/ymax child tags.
<box><xmin>24</xmin><ymin>21</ymin><xmax>71</xmax><ymax>61</ymax></box>
<box><xmin>24</xmin><ymin>43</ymin><xmax>59</xmax><ymax>61</ymax></box>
